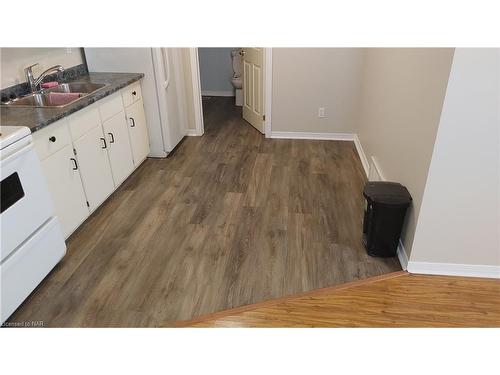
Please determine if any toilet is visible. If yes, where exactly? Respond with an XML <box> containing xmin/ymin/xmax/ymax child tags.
<box><xmin>231</xmin><ymin>49</ymin><xmax>243</xmax><ymax>106</ymax></box>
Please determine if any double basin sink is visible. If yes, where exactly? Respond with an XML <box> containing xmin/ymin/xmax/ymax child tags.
<box><xmin>2</xmin><ymin>82</ymin><xmax>109</xmax><ymax>108</ymax></box>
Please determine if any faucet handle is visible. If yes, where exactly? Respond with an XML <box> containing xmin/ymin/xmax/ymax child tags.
<box><xmin>25</xmin><ymin>63</ymin><xmax>39</xmax><ymax>73</ymax></box>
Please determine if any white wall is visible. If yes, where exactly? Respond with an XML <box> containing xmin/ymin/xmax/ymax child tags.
<box><xmin>198</xmin><ymin>48</ymin><xmax>235</xmax><ymax>95</ymax></box>
<box><xmin>409</xmin><ymin>48</ymin><xmax>500</xmax><ymax>277</ymax></box>
<box><xmin>271</xmin><ymin>48</ymin><xmax>364</xmax><ymax>133</ymax></box>
<box><xmin>0</xmin><ymin>48</ymin><xmax>84</xmax><ymax>88</ymax></box>
<box><xmin>356</xmin><ymin>48</ymin><xmax>455</xmax><ymax>258</ymax></box>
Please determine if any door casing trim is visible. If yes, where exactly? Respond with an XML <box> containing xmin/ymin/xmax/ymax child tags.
<box><xmin>188</xmin><ymin>48</ymin><xmax>205</xmax><ymax>136</ymax></box>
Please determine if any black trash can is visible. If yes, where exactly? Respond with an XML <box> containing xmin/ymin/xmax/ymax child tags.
<box><xmin>362</xmin><ymin>182</ymin><xmax>412</xmax><ymax>257</ymax></box>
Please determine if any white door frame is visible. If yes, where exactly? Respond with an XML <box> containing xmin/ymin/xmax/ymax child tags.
<box><xmin>263</xmin><ymin>48</ymin><xmax>272</xmax><ymax>137</ymax></box>
<box><xmin>188</xmin><ymin>48</ymin><xmax>205</xmax><ymax>136</ymax></box>
<box><xmin>189</xmin><ymin>47</ymin><xmax>273</xmax><ymax>138</ymax></box>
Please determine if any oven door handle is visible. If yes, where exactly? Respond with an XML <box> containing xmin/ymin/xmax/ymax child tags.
<box><xmin>0</xmin><ymin>142</ymin><xmax>34</xmax><ymax>167</ymax></box>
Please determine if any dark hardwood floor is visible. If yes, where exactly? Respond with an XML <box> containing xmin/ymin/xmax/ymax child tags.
<box><xmin>8</xmin><ymin>97</ymin><xmax>400</xmax><ymax>327</ymax></box>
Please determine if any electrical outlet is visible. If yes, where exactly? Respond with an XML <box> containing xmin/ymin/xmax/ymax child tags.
<box><xmin>318</xmin><ymin>107</ymin><xmax>326</xmax><ymax>118</ymax></box>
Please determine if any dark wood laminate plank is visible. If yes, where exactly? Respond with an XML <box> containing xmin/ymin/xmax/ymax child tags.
<box><xmin>7</xmin><ymin>97</ymin><xmax>400</xmax><ymax>327</ymax></box>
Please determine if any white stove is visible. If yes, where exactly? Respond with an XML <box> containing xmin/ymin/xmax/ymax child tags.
<box><xmin>0</xmin><ymin>126</ymin><xmax>31</xmax><ymax>150</ymax></box>
<box><xmin>1</xmin><ymin>126</ymin><xmax>66</xmax><ymax>324</ymax></box>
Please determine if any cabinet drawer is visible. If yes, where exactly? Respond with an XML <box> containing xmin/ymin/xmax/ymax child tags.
<box><xmin>121</xmin><ymin>82</ymin><xmax>142</xmax><ymax>107</ymax></box>
<box><xmin>99</xmin><ymin>91</ymin><xmax>124</xmax><ymax>122</ymax></box>
<box><xmin>68</xmin><ymin>104</ymin><xmax>101</xmax><ymax>140</ymax></box>
<box><xmin>33</xmin><ymin>118</ymin><xmax>71</xmax><ymax>160</ymax></box>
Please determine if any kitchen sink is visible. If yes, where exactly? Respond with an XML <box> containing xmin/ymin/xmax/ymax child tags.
<box><xmin>44</xmin><ymin>82</ymin><xmax>107</xmax><ymax>94</ymax></box>
<box><xmin>2</xmin><ymin>82</ymin><xmax>109</xmax><ymax>108</ymax></box>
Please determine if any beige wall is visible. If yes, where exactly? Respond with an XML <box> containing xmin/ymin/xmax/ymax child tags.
<box><xmin>0</xmin><ymin>48</ymin><xmax>85</xmax><ymax>88</ymax></box>
<box><xmin>271</xmin><ymin>48</ymin><xmax>364</xmax><ymax>133</ymax></box>
<box><xmin>356</xmin><ymin>48</ymin><xmax>454</xmax><ymax>257</ymax></box>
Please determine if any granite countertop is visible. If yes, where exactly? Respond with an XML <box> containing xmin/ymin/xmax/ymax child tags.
<box><xmin>0</xmin><ymin>72</ymin><xmax>144</xmax><ymax>133</ymax></box>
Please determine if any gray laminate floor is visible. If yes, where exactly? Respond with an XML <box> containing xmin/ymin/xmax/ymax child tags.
<box><xmin>8</xmin><ymin>97</ymin><xmax>400</xmax><ymax>327</ymax></box>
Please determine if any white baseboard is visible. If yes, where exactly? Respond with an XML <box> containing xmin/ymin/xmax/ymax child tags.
<box><xmin>353</xmin><ymin>134</ymin><xmax>369</xmax><ymax>177</ymax></box>
<box><xmin>407</xmin><ymin>261</ymin><xmax>500</xmax><ymax>279</ymax></box>
<box><xmin>201</xmin><ymin>90</ymin><xmax>235</xmax><ymax>97</ymax></box>
<box><xmin>186</xmin><ymin>129</ymin><xmax>203</xmax><ymax>136</ymax></box>
<box><xmin>397</xmin><ymin>240</ymin><xmax>409</xmax><ymax>270</ymax></box>
<box><xmin>368</xmin><ymin>156</ymin><xmax>386</xmax><ymax>182</ymax></box>
<box><xmin>269</xmin><ymin>131</ymin><xmax>355</xmax><ymax>141</ymax></box>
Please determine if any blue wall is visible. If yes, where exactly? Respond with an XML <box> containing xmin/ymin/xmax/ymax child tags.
<box><xmin>199</xmin><ymin>48</ymin><xmax>235</xmax><ymax>95</ymax></box>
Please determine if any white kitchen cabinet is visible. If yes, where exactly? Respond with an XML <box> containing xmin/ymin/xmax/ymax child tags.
<box><xmin>73</xmin><ymin>125</ymin><xmax>115</xmax><ymax>212</ymax></box>
<box><xmin>34</xmin><ymin>80</ymin><xmax>149</xmax><ymax>239</ymax></box>
<box><xmin>40</xmin><ymin>145</ymin><xmax>89</xmax><ymax>238</ymax></box>
<box><xmin>125</xmin><ymin>99</ymin><xmax>150</xmax><ymax>165</ymax></box>
<box><xmin>102</xmin><ymin>111</ymin><xmax>134</xmax><ymax>186</ymax></box>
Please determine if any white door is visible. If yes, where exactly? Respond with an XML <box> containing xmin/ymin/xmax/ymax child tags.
<box><xmin>242</xmin><ymin>48</ymin><xmax>264</xmax><ymax>133</ymax></box>
<box><xmin>73</xmin><ymin>126</ymin><xmax>115</xmax><ymax>212</ymax></box>
<box><xmin>102</xmin><ymin>111</ymin><xmax>134</xmax><ymax>186</ymax></box>
<box><xmin>41</xmin><ymin>145</ymin><xmax>89</xmax><ymax>238</ymax></box>
<box><xmin>125</xmin><ymin>99</ymin><xmax>150</xmax><ymax>165</ymax></box>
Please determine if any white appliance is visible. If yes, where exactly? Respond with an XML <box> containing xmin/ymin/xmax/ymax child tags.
<box><xmin>84</xmin><ymin>48</ymin><xmax>188</xmax><ymax>158</ymax></box>
<box><xmin>0</xmin><ymin>126</ymin><xmax>66</xmax><ymax>324</ymax></box>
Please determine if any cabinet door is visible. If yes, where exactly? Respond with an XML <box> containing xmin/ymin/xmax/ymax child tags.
<box><xmin>73</xmin><ymin>125</ymin><xmax>115</xmax><ymax>212</ymax></box>
<box><xmin>41</xmin><ymin>145</ymin><xmax>89</xmax><ymax>238</ymax></box>
<box><xmin>102</xmin><ymin>111</ymin><xmax>134</xmax><ymax>186</ymax></box>
<box><xmin>125</xmin><ymin>99</ymin><xmax>150</xmax><ymax>165</ymax></box>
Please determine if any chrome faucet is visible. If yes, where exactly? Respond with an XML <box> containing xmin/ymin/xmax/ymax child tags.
<box><xmin>24</xmin><ymin>63</ymin><xmax>65</xmax><ymax>93</ymax></box>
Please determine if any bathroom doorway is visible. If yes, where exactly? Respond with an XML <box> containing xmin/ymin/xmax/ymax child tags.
<box><xmin>199</xmin><ymin>48</ymin><xmax>239</xmax><ymax>97</ymax></box>
<box><xmin>189</xmin><ymin>47</ymin><xmax>272</xmax><ymax>137</ymax></box>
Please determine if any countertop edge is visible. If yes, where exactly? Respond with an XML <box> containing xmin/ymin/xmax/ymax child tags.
<box><xmin>1</xmin><ymin>72</ymin><xmax>144</xmax><ymax>133</ymax></box>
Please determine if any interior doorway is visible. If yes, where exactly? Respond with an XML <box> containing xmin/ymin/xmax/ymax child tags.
<box><xmin>199</xmin><ymin>48</ymin><xmax>238</xmax><ymax>98</ymax></box>
<box><xmin>189</xmin><ymin>48</ymin><xmax>272</xmax><ymax>137</ymax></box>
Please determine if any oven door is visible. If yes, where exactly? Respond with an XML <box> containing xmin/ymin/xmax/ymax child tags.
<box><xmin>0</xmin><ymin>138</ymin><xmax>54</xmax><ymax>261</ymax></box>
